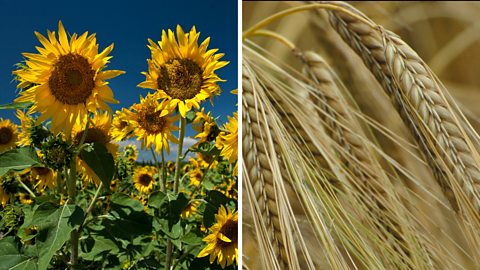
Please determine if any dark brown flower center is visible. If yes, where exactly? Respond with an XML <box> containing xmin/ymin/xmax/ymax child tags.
<box><xmin>119</xmin><ymin>121</ymin><xmax>128</xmax><ymax>129</ymax></box>
<box><xmin>216</xmin><ymin>219</ymin><xmax>238</xmax><ymax>248</ymax></box>
<box><xmin>137</xmin><ymin>107</ymin><xmax>167</xmax><ymax>135</ymax></box>
<box><xmin>157</xmin><ymin>58</ymin><xmax>203</xmax><ymax>100</ymax></box>
<box><xmin>49</xmin><ymin>53</ymin><xmax>95</xmax><ymax>105</ymax></box>
<box><xmin>0</xmin><ymin>127</ymin><xmax>13</xmax><ymax>145</ymax></box>
<box><xmin>138</xmin><ymin>174</ymin><xmax>153</xmax><ymax>186</ymax></box>
<box><xmin>74</xmin><ymin>127</ymin><xmax>109</xmax><ymax>145</ymax></box>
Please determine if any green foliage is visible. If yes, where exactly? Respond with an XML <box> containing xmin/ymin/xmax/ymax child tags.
<box><xmin>79</xmin><ymin>143</ymin><xmax>115</xmax><ymax>187</ymax></box>
<box><xmin>191</xmin><ymin>142</ymin><xmax>221</xmax><ymax>157</ymax></box>
<box><xmin>0</xmin><ymin>127</ymin><xmax>238</xmax><ymax>270</ymax></box>
<box><xmin>0</xmin><ymin>236</ymin><xmax>37</xmax><ymax>270</ymax></box>
<box><xmin>0</xmin><ymin>147</ymin><xmax>40</xmax><ymax>177</ymax></box>
<box><xmin>185</xmin><ymin>111</ymin><xmax>196</xmax><ymax>123</ymax></box>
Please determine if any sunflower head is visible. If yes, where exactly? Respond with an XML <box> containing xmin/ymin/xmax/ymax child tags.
<box><xmin>30</xmin><ymin>166</ymin><xmax>56</xmax><ymax>191</ymax></box>
<box><xmin>138</xmin><ymin>25</ymin><xmax>229</xmax><ymax>117</ymax></box>
<box><xmin>123</xmin><ymin>144</ymin><xmax>138</xmax><ymax>162</ymax></box>
<box><xmin>198</xmin><ymin>205</ymin><xmax>238</xmax><ymax>268</ymax></box>
<box><xmin>111</xmin><ymin>108</ymin><xmax>135</xmax><ymax>142</ymax></box>
<box><xmin>133</xmin><ymin>166</ymin><xmax>157</xmax><ymax>194</ymax></box>
<box><xmin>41</xmin><ymin>136</ymin><xmax>74</xmax><ymax>170</ymax></box>
<box><xmin>19</xmin><ymin>193</ymin><xmax>34</xmax><ymax>205</ymax></box>
<box><xmin>72</xmin><ymin>113</ymin><xmax>118</xmax><ymax>185</ymax></box>
<box><xmin>129</xmin><ymin>93</ymin><xmax>179</xmax><ymax>154</ymax></box>
<box><xmin>0</xmin><ymin>119</ymin><xmax>19</xmax><ymax>154</ymax></box>
<box><xmin>189</xmin><ymin>168</ymin><xmax>203</xmax><ymax>187</ymax></box>
<box><xmin>192</xmin><ymin>108</ymin><xmax>219</xmax><ymax>144</ymax></box>
<box><xmin>216</xmin><ymin>113</ymin><xmax>238</xmax><ymax>176</ymax></box>
<box><xmin>14</xmin><ymin>21</ymin><xmax>124</xmax><ymax>135</ymax></box>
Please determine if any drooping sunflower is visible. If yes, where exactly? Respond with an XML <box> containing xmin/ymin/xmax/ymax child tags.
<box><xmin>198</xmin><ymin>205</ymin><xmax>238</xmax><ymax>268</ymax></box>
<box><xmin>111</xmin><ymin>108</ymin><xmax>135</xmax><ymax>141</ymax></box>
<box><xmin>72</xmin><ymin>112</ymin><xmax>119</xmax><ymax>186</ymax></box>
<box><xmin>138</xmin><ymin>25</ymin><xmax>229</xmax><ymax>117</ymax></box>
<box><xmin>133</xmin><ymin>166</ymin><xmax>157</xmax><ymax>194</ymax></box>
<box><xmin>127</xmin><ymin>93</ymin><xmax>179</xmax><ymax>154</ymax></box>
<box><xmin>192</xmin><ymin>108</ymin><xmax>218</xmax><ymax>144</ymax></box>
<box><xmin>216</xmin><ymin>113</ymin><xmax>238</xmax><ymax>175</ymax></box>
<box><xmin>14</xmin><ymin>21</ymin><xmax>124</xmax><ymax>135</ymax></box>
<box><xmin>0</xmin><ymin>119</ymin><xmax>18</xmax><ymax>153</ymax></box>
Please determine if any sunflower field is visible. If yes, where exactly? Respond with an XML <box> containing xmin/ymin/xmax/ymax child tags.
<box><xmin>0</xmin><ymin>22</ymin><xmax>238</xmax><ymax>269</ymax></box>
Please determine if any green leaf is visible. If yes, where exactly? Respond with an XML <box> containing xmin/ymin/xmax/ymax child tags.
<box><xmin>147</xmin><ymin>191</ymin><xmax>167</xmax><ymax>209</ymax></box>
<box><xmin>98</xmin><ymin>193</ymin><xmax>152</xmax><ymax>239</ymax></box>
<box><xmin>0</xmin><ymin>237</ymin><xmax>37</xmax><ymax>270</ymax></box>
<box><xmin>191</xmin><ymin>142</ymin><xmax>221</xmax><ymax>156</ymax></box>
<box><xmin>185</xmin><ymin>110</ymin><xmax>196</xmax><ymax>123</ymax></box>
<box><xmin>0</xmin><ymin>147</ymin><xmax>40</xmax><ymax>177</ymax></box>
<box><xmin>0</xmin><ymin>101</ymin><xmax>31</xmax><ymax>110</ymax></box>
<box><xmin>166</xmin><ymin>193</ymin><xmax>190</xmax><ymax>230</ymax></box>
<box><xmin>79</xmin><ymin>142</ymin><xmax>115</xmax><ymax>187</ymax></box>
<box><xmin>81</xmin><ymin>235</ymin><xmax>119</xmax><ymax>261</ymax></box>
<box><xmin>37</xmin><ymin>204</ymin><xmax>82</xmax><ymax>270</ymax></box>
<box><xmin>17</xmin><ymin>203</ymin><xmax>83</xmax><ymax>270</ymax></box>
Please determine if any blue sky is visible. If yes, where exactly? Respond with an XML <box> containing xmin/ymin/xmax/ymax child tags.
<box><xmin>0</xmin><ymin>0</ymin><xmax>238</xmax><ymax>160</ymax></box>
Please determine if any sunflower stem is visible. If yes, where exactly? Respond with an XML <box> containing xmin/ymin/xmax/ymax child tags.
<box><xmin>77</xmin><ymin>182</ymin><xmax>103</xmax><ymax>233</ymax></box>
<box><xmin>17</xmin><ymin>178</ymin><xmax>36</xmax><ymax>198</ymax></box>
<box><xmin>68</xmin><ymin>158</ymin><xmax>79</xmax><ymax>265</ymax></box>
<box><xmin>150</xmin><ymin>146</ymin><xmax>164</xmax><ymax>192</ymax></box>
<box><xmin>172</xmin><ymin>244</ymin><xmax>201</xmax><ymax>269</ymax></box>
<box><xmin>166</xmin><ymin>116</ymin><xmax>186</xmax><ymax>269</ymax></box>
<box><xmin>173</xmin><ymin>117</ymin><xmax>186</xmax><ymax>194</ymax></box>
<box><xmin>69</xmin><ymin>116</ymin><xmax>90</xmax><ymax>266</ymax></box>
<box><xmin>161</xmin><ymin>148</ymin><xmax>166</xmax><ymax>192</ymax></box>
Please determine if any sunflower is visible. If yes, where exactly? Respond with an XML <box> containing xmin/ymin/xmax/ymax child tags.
<box><xmin>29</xmin><ymin>166</ymin><xmax>56</xmax><ymax>191</ymax></box>
<box><xmin>181</xmin><ymin>200</ymin><xmax>200</xmax><ymax>219</ymax></box>
<box><xmin>192</xmin><ymin>108</ymin><xmax>218</xmax><ymax>144</ymax></box>
<box><xmin>111</xmin><ymin>108</ymin><xmax>134</xmax><ymax>141</ymax></box>
<box><xmin>127</xmin><ymin>93</ymin><xmax>179</xmax><ymax>154</ymax></box>
<box><xmin>192</xmin><ymin>152</ymin><xmax>218</xmax><ymax>169</ymax></box>
<box><xmin>0</xmin><ymin>119</ymin><xmax>18</xmax><ymax>154</ymax></box>
<box><xmin>72</xmin><ymin>112</ymin><xmax>119</xmax><ymax>186</ymax></box>
<box><xmin>216</xmin><ymin>113</ymin><xmax>238</xmax><ymax>176</ymax></box>
<box><xmin>189</xmin><ymin>168</ymin><xmax>203</xmax><ymax>186</ymax></box>
<box><xmin>138</xmin><ymin>25</ymin><xmax>229</xmax><ymax>117</ymax></box>
<box><xmin>19</xmin><ymin>193</ymin><xmax>34</xmax><ymax>205</ymax></box>
<box><xmin>123</xmin><ymin>144</ymin><xmax>138</xmax><ymax>162</ymax></box>
<box><xmin>198</xmin><ymin>205</ymin><xmax>238</xmax><ymax>268</ymax></box>
<box><xmin>133</xmin><ymin>166</ymin><xmax>157</xmax><ymax>194</ymax></box>
<box><xmin>14</xmin><ymin>21</ymin><xmax>124</xmax><ymax>135</ymax></box>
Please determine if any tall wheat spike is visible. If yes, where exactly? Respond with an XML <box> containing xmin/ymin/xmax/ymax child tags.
<box><xmin>243</xmin><ymin>1</ymin><xmax>480</xmax><ymax>269</ymax></box>
<box><xmin>325</xmin><ymin>1</ymin><xmax>480</xmax><ymax>260</ymax></box>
